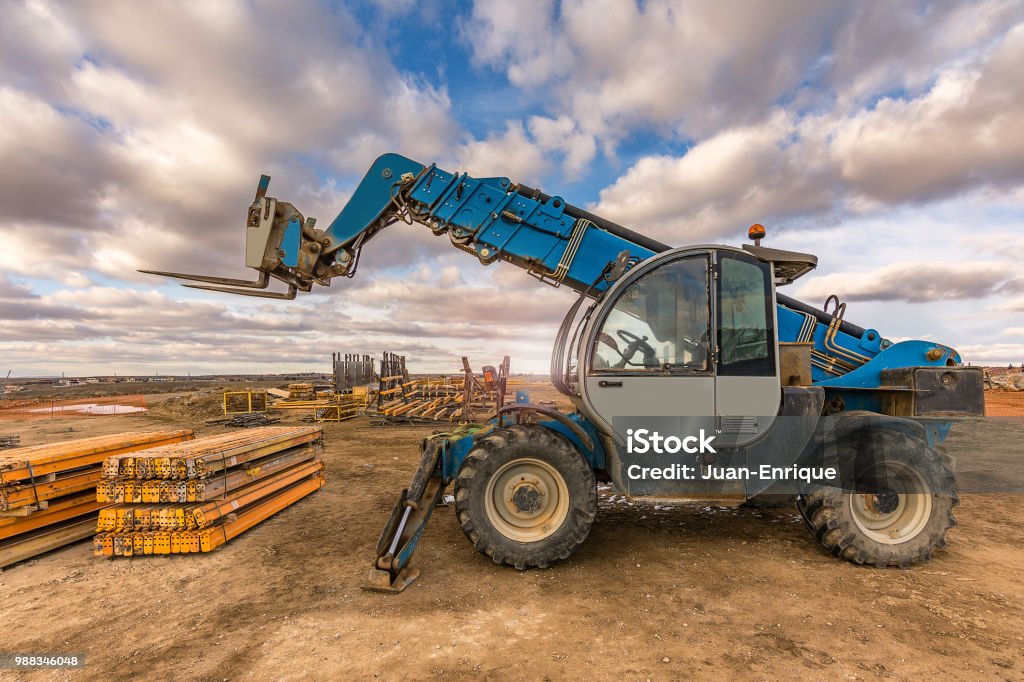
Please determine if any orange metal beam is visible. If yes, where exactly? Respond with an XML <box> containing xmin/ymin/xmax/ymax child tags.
<box><xmin>0</xmin><ymin>430</ymin><xmax>194</xmax><ymax>484</ymax></box>
<box><xmin>1</xmin><ymin>517</ymin><xmax>97</xmax><ymax>568</ymax></box>
<box><xmin>101</xmin><ymin>426</ymin><xmax>322</xmax><ymax>479</ymax></box>
<box><xmin>0</xmin><ymin>493</ymin><xmax>103</xmax><ymax>540</ymax></box>
<box><xmin>1</xmin><ymin>468</ymin><xmax>104</xmax><ymax>511</ymax></box>
<box><xmin>93</xmin><ymin>472</ymin><xmax>324</xmax><ymax>556</ymax></box>
<box><xmin>96</xmin><ymin>445</ymin><xmax>318</xmax><ymax>503</ymax></box>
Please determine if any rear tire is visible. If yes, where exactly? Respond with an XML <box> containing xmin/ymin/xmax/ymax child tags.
<box><xmin>797</xmin><ymin>431</ymin><xmax>958</xmax><ymax>568</ymax></box>
<box><xmin>454</xmin><ymin>425</ymin><xmax>596</xmax><ymax>569</ymax></box>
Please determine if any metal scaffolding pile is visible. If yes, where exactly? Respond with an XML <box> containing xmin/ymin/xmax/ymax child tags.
<box><xmin>93</xmin><ymin>426</ymin><xmax>325</xmax><ymax>556</ymax></box>
<box><xmin>377</xmin><ymin>352</ymin><xmax>408</xmax><ymax>399</ymax></box>
<box><xmin>333</xmin><ymin>352</ymin><xmax>375</xmax><ymax>391</ymax></box>
<box><xmin>206</xmin><ymin>413</ymin><xmax>281</xmax><ymax>428</ymax></box>
<box><xmin>370</xmin><ymin>356</ymin><xmax>510</xmax><ymax>424</ymax></box>
<box><xmin>0</xmin><ymin>430</ymin><xmax>194</xmax><ymax>568</ymax></box>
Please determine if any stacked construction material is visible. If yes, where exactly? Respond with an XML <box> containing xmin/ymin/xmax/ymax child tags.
<box><xmin>287</xmin><ymin>383</ymin><xmax>316</xmax><ymax>400</ymax></box>
<box><xmin>305</xmin><ymin>394</ymin><xmax>365</xmax><ymax>422</ymax></box>
<box><xmin>373</xmin><ymin>377</ymin><xmax>474</xmax><ymax>422</ymax></box>
<box><xmin>0</xmin><ymin>435</ymin><xmax>20</xmax><ymax>449</ymax></box>
<box><xmin>272</xmin><ymin>393</ymin><xmax>363</xmax><ymax>422</ymax></box>
<box><xmin>0</xmin><ymin>430</ymin><xmax>194</xmax><ymax>568</ymax></box>
<box><xmin>370</xmin><ymin>356</ymin><xmax>511</xmax><ymax>425</ymax></box>
<box><xmin>94</xmin><ymin>426</ymin><xmax>325</xmax><ymax>557</ymax></box>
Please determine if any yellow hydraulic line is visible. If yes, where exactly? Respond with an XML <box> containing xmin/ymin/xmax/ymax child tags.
<box><xmin>824</xmin><ymin>319</ymin><xmax>871</xmax><ymax>365</ymax></box>
<box><xmin>819</xmin><ymin>298</ymin><xmax>871</xmax><ymax>367</ymax></box>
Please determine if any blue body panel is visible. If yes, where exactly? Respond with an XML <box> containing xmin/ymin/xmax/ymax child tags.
<box><xmin>325</xmin><ymin>154</ymin><xmax>426</xmax><ymax>247</ymax></box>
<box><xmin>281</xmin><ymin>216</ymin><xmax>302</xmax><ymax>268</ymax></box>
<box><xmin>405</xmin><ymin>163</ymin><xmax>634</xmax><ymax>292</ymax></box>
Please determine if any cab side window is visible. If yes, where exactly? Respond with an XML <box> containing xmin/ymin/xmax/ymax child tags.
<box><xmin>717</xmin><ymin>254</ymin><xmax>775</xmax><ymax>376</ymax></box>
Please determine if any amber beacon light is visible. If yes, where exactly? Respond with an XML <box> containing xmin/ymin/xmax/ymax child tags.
<box><xmin>748</xmin><ymin>223</ymin><xmax>766</xmax><ymax>245</ymax></box>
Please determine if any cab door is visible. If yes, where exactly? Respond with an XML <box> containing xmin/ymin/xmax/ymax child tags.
<box><xmin>582</xmin><ymin>252</ymin><xmax>716</xmax><ymax>464</ymax></box>
<box><xmin>714</xmin><ymin>251</ymin><xmax>781</xmax><ymax>446</ymax></box>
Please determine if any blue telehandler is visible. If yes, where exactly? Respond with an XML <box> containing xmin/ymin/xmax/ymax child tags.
<box><xmin>145</xmin><ymin>154</ymin><xmax>985</xmax><ymax>591</ymax></box>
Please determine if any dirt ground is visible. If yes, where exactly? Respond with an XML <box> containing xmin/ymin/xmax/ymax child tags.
<box><xmin>0</xmin><ymin>384</ymin><xmax>1022</xmax><ymax>681</ymax></box>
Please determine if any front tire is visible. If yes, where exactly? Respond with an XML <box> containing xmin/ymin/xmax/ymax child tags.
<box><xmin>797</xmin><ymin>431</ymin><xmax>958</xmax><ymax>568</ymax></box>
<box><xmin>454</xmin><ymin>425</ymin><xmax>596</xmax><ymax>569</ymax></box>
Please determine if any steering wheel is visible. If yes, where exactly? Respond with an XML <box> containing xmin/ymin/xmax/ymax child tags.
<box><xmin>615</xmin><ymin>329</ymin><xmax>659</xmax><ymax>367</ymax></box>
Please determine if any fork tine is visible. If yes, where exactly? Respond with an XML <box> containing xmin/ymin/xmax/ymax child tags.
<box><xmin>137</xmin><ymin>270</ymin><xmax>270</xmax><ymax>289</ymax></box>
<box><xmin>181</xmin><ymin>283</ymin><xmax>297</xmax><ymax>300</ymax></box>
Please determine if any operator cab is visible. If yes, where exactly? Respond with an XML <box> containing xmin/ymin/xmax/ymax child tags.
<box><xmin>576</xmin><ymin>241</ymin><xmax>817</xmax><ymax>494</ymax></box>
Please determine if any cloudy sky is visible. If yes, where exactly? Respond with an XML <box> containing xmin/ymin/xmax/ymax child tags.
<box><xmin>2</xmin><ymin>0</ymin><xmax>1024</xmax><ymax>377</ymax></box>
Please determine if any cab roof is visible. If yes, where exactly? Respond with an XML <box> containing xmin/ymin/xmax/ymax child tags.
<box><xmin>741</xmin><ymin>244</ymin><xmax>817</xmax><ymax>285</ymax></box>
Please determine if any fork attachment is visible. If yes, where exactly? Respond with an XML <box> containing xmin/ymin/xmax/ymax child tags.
<box><xmin>138</xmin><ymin>174</ymin><xmax>319</xmax><ymax>299</ymax></box>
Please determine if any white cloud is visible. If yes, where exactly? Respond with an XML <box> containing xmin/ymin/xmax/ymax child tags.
<box><xmin>797</xmin><ymin>261</ymin><xmax>1022</xmax><ymax>303</ymax></box>
<box><xmin>594</xmin><ymin>111</ymin><xmax>835</xmax><ymax>242</ymax></box>
<box><xmin>455</xmin><ymin>121</ymin><xmax>549</xmax><ymax>183</ymax></box>
<box><xmin>528</xmin><ymin>115</ymin><xmax>597</xmax><ymax>178</ymax></box>
<box><xmin>463</xmin><ymin>1</ymin><xmax>1024</xmax><ymax>147</ymax></box>
<box><xmin>827</xmin><ymin>0</ymin><xmax>1023</xmax><ymax>109</ymax></box>
<box><xmin>954</xmin><ymin>342</ymin><xmax>1024</xmax><ymax>365</ymax></box>
<box><xmin>0</xmin><ymin>0</ymin><xmax>460</xmax><ymax>283</ymax></box>
<box><xmin>832</xmin><ymin>24</ymin><xmax>1024</xmax><ymax>204</ymax></box>
<box><xmin>461</xmin><ymin>0</ymin><xmax>572</xmax><ymax>87</ymax></box>
<box><xmin>462</xmin><ymin>0</ymin><xmax>848</xmax><ymax>142</ymax></box>
<box><xmin>589</xmin><ymin>20</ymin><xmax>1024</xmax><ymax>244</ymax></box>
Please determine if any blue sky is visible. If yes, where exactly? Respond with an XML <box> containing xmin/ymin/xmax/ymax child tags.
<box><xmin>1</xmin><ymin>0</ymin><xmax>1023</xmax><ymax>376</ymax></box>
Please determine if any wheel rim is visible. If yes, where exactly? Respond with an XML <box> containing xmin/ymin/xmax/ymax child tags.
<box><xmin>849</xmin><ymin>461</ymin><xmax>933</xmax><ymax>545</ymax></box>
<box><xmin>484</xmin><ymin>458</ymin><xmax>570</xmax><ymax>543</ymax></box>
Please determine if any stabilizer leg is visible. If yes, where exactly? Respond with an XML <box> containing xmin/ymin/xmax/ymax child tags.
<box><xmin>363</xmin><ymin>440</ymin><xmax>447</xmax><ymax>593</ymax></box>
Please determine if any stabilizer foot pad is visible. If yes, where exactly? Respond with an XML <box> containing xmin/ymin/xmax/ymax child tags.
<box><xmin>362</xmin><ymin>567</ymin><xmax>420</xmax><ymax>593</ymax></box>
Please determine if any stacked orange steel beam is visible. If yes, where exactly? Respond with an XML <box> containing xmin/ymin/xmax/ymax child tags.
<box><xmin>93</xmin><ymin>426</ymin><xmax>325</xmax><ymax>556</ymax></box>
<box><xmin>0</xmin><ymin>430</ymin><xmax>194</xmax><ymax>568</ymax></box>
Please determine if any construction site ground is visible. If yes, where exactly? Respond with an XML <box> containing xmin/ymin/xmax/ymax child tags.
<box><xmin>1</xmin><ymin>382</ymin><xmax>1021</xmax><ymax>681</ymax></box>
